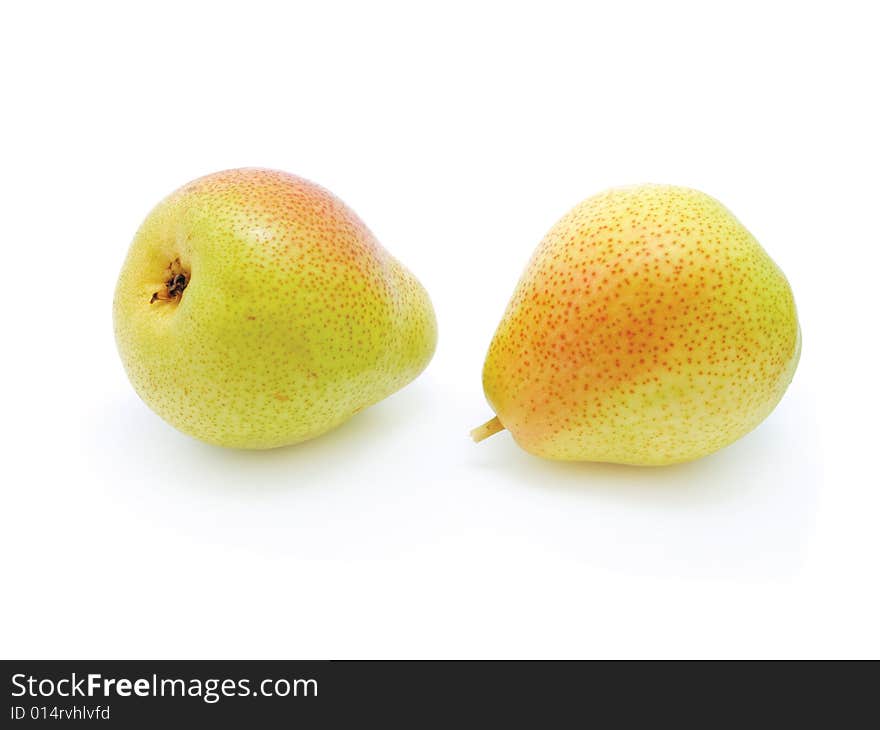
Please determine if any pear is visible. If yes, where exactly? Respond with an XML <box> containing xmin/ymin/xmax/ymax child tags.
<box><xmin>472</xmin><ymin>185</ymin><xmax>800</xmax><ymax>465</ymax></box>
<box><xmin>114</xmin><ymin>168</ymin><xmax>436</xmax><ymax>449</ymax></box>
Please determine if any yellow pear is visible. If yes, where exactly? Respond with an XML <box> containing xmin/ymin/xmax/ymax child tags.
<box><xmin>472</xmin><ymin>185</ymin><xmax>800</xmax><ymax>465</ymax></box>
<box><xmin>114</xmin><ymin>168</ymin><xmax>436</xmax><ymax>449</ymax></box>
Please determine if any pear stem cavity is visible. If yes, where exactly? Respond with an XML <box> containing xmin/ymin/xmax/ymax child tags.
<box><xmin>470</xmin><ymin>416</ymin><xmax>506</xmax><ymax>443</ymax></box>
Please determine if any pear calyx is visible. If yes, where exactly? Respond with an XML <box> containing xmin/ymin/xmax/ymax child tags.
<box><xmin>150</xmin><ymin>258</ymin><xmax>189</xmax><ymax>304</ymax></box>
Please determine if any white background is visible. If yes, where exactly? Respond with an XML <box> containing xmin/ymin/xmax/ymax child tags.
<box><xmin>2</xmin><ymin>1</ymin><xmax>878</xmax><ymax>659</ymax></box>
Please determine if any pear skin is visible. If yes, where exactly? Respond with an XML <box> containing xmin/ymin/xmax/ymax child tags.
<box><xmin>114</xmin><ymin>168</ymin><xmax>437</xmax><ymax>449</ymax></box>
<box><xmin>473</xmin><ymin>185</ymin><xmax>800</xmax><ymax>466</ymax></box>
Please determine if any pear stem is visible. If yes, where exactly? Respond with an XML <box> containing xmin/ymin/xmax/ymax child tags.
<box><xmin>470</xmin><ymin>416</ymin><xmax>506</xmax><ymax>443</ymax></box>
